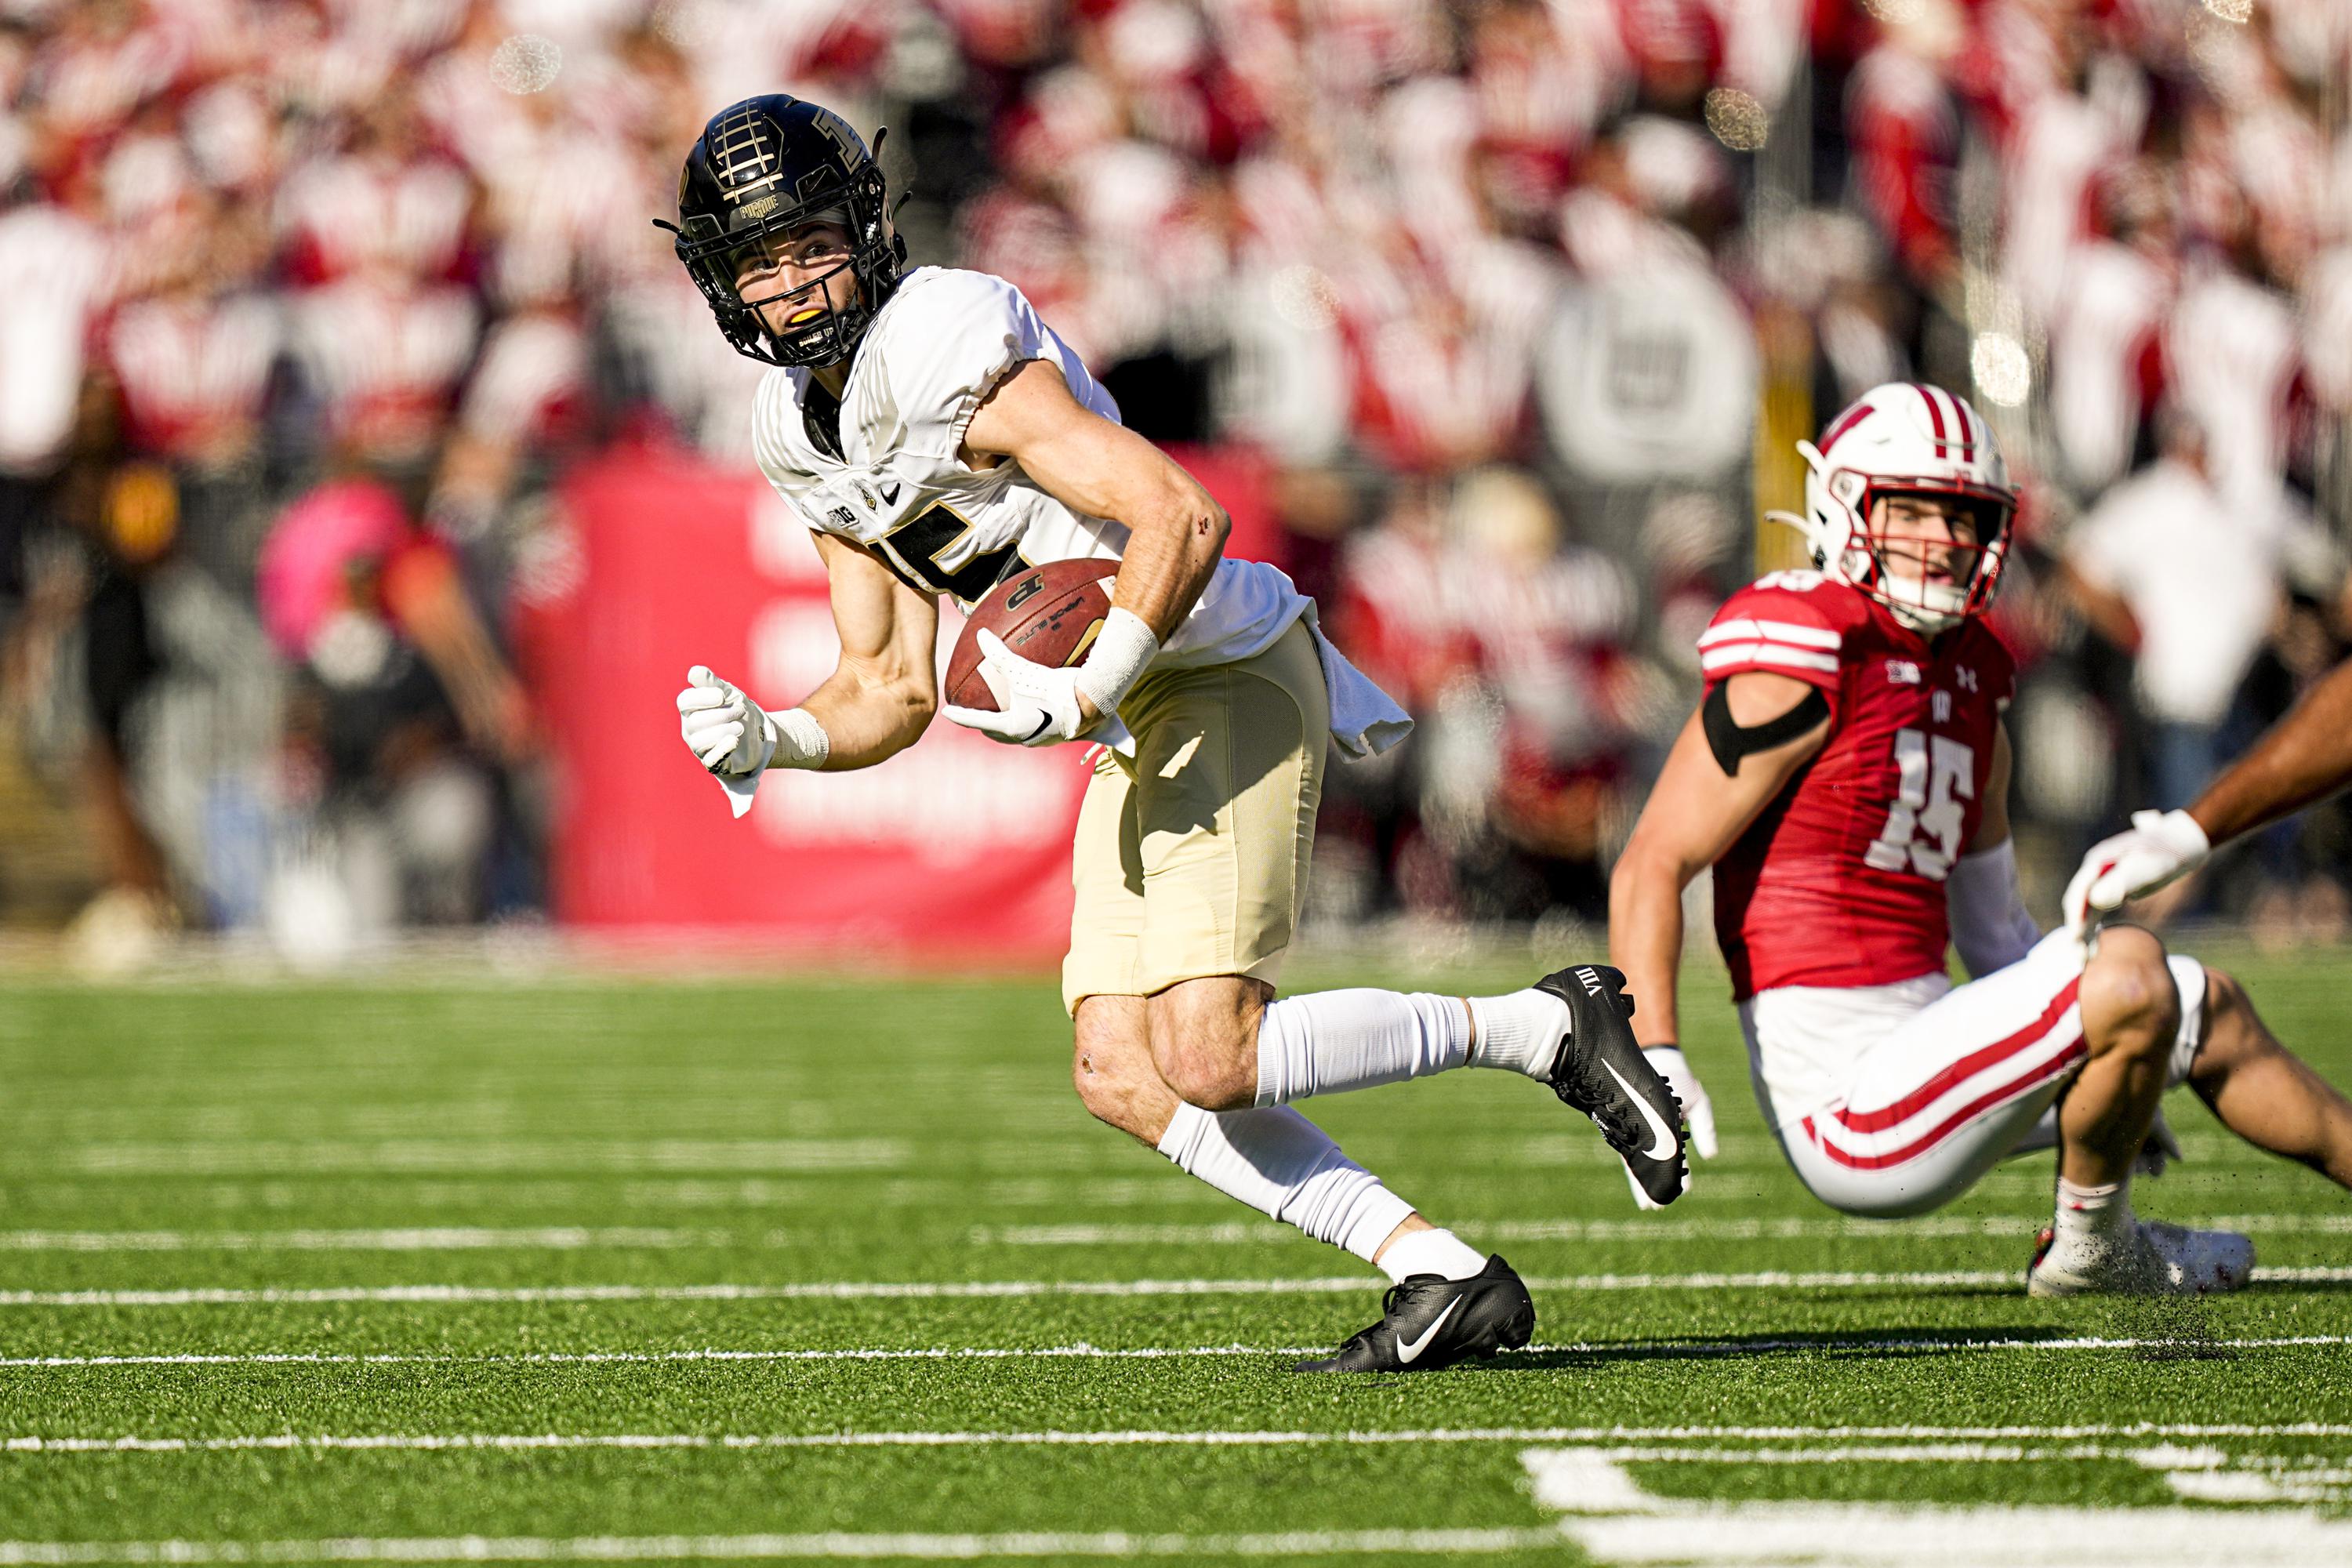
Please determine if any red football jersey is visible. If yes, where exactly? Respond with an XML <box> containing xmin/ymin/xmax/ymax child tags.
<box><xmin>1699</xmin><ymin>572</ymin><xmax>2014</xmax><ymax>998</ymax></box>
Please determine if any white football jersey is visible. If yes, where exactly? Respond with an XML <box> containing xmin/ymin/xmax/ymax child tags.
<box><xmin>750</xmin><ymin>266</ymin><xmax>1303</xmax><ymax>669</ymax></box>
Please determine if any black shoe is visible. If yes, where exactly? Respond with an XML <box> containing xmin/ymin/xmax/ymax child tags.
<box><xmin>1534</xmin><ymin>964</ymin><xmax>1689</xmax><ymax>1207</ymax></box>
<box><xmin>1292</xmin><ymin>1254</ymin><xmax>1536</xmax><ymax>1373</ymax></box>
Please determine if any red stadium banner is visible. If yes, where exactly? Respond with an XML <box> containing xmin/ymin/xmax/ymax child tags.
<box><xmin>519</xmin><ymin>439</ymin><xmax>1091</xmax><ymax>963</ymax></box>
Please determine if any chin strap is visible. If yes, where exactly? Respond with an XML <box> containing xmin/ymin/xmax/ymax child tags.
<box><xmin>1702</xmin><ymin>681</ymin><xmax>1831</xmax><ymax>776</ymax></box>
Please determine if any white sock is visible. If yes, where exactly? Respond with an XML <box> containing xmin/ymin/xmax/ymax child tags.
<box><xmin>1465</xmin><ymin>988</ymin><xmax>1572</xmax><ymax>1078</ymax></box>
<box><xmin>1155</xmin><ymin>1101</ymin><xmax>1414</xmax><ymax>1263</ymax></box>
<box><xmin>1377</xmin><ymin>1227</ymin><xmax>1488</xmax><ymax>1284</ymax></box>
<box><xmin>1254</xmin><ymin>989</ymin><xmax>1474</xmax><ymax>1106</ymax></box>
<box><xmin>2052</xmin><ymin>1175</ymin><xmax>2132</xmax><ymax>1247</ymax></box>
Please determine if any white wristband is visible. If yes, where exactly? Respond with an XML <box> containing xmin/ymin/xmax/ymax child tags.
<box><xmin>768</xmin><ymin>706</ymin><xmax>830</xmax><ymax>770</ymax></box>
<box><xmin>1073</xmin><ymin>607</ymin><xmax>1160</xmax><ymax>717</ymax></box>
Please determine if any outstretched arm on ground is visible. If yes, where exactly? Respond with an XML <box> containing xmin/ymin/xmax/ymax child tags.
<box><xmin>1609</xmin><ymin>670</ymin><xmax>1832</xmax><ymax>1045</ymax></box>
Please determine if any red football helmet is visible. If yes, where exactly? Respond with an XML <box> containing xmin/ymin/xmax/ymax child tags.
<box><xmin>1772</xmin><ymin>383</ymin><xmax>2018</xmax><ymax>634</ymax></box>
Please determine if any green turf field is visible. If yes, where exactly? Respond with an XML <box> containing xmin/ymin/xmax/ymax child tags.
<box><xmin>2</xmin><ymin>946</ymin><xmax>2349</xmax><ymax>1566</ymax></box>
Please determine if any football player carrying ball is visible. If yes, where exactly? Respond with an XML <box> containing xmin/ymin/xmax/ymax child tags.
<box><xmin>662</xmin><ymin>96</ymin><xmax>1693</xmax><ymax>1369</ymax></box>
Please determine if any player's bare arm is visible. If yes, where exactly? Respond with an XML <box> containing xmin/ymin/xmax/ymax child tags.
<box><xmin>2071</xmin><ymin>654</ymin><xmax>2352</xmax><ymax>926</ymax></box>
<box><xmin>796</xmin><ymin>532</ymin><xmax>940</xmax><ymax>770</ymax></box>
<box><xmin>956</xmin><ymin>358</ymin><xmax>1227</xmax><ymax>731</ymax></box>
<box><xmin>2190</xmin><ymin>656</ymin><xmax>2352</xmax><ymax>843</ymax></box>
<box><xmin>1609</xmin><ymin>670</ymin><xmax>1830</xmax><ymax>1048</ymax></box>
<box><xmin>674</xmin><ymin>536</ymin><xmax>940</xmax><ymax>789</ymax></box>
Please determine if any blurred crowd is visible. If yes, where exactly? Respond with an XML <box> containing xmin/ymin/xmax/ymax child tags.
<box><xmin>0</xmin><ymin>0</ymin><xmax>2347</xmax><ymax>966</ymax></box>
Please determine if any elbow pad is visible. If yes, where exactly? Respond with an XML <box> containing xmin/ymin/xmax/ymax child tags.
<box><xmin>1947</xmin><ymin>839</ymin><xmax>2042</xmax><ymax>978</ymax></box>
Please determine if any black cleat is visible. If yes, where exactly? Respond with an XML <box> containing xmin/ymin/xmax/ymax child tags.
<box><xmin>1293</xmin><ymin>1254</ymin><xmax>1536</xmax><ymax>1373</ymax></box>
<box><xmin>1534</xmin><ymin>964</ymin><xmax>1689</xmax><ymax>1206</ymax></box>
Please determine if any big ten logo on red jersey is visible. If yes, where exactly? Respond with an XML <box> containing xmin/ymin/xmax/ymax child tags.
<box><xmin>1864</xmin><ymin>729</ymin><xmax>1973</xmax><ymax>880</ymax></box>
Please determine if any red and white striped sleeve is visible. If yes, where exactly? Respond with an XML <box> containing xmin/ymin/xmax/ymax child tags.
<box><xmin>1696</xmin><ymin>583</ymin><xmax>1849</xmax><ymax>699</ymax></box>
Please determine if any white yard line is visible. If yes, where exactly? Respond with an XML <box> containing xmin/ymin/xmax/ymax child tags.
<box><xmin>1524</xmin><ymin>1448</ymin><xmax>2352</xmax><ymax>1565</ymax></box>
<box><xmin>9</xmin><ymin>1423</ymin><xmax>2352</xmax><ymax>1456</ymax></box>
<box><xmin>0</xmin><ymin>1229</ymin><xmax>731</xmax><ymax>1254</ymax></box>
<box><xmin>5</xmin><ymin>1141</ymin><xmax>908</xmax><ymax>1178</ymax></box>
<box><xmin>5</xmin><ymin>1332</ymin><xmax>2346</xmax><ymax>1370</ymax></box>
<box><xmin>4</xmin><ymin>1211</ymin><xmax>2340</xmax><ymax>1253</ymax></box>
<box><xmin>0</xmin><ymin>1530</ymin><xmax>1568</xmax><ymax>1563</ymax></box>
<box><xmin>973</xmin><ymin>1214</ymin><xmax>2352</xmax><ymax>1245</ymax></box>
<box><xmin>6</xmin><ymin>1265</ymin><xmax>2349</xmax><ymax>1308</ymax></box>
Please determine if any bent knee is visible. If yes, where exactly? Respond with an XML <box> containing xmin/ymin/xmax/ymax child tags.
<box><xmin>1071</xmin><ymin>1002</ymin><xmax>1170</xmax><ymax>1138</ymax></box>
<box><xmin>1069</xmin><ymin>1047</ymin><xmax>1126</xmax><ymax>1123</ymax></box>
<box><xmin>2081</xmin><ymin>927</ymin><xmax>2180</xmax><ymax>1049</ymax></box>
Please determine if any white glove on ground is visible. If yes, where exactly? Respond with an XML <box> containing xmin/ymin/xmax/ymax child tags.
<box><xmin>2063</xmin><ymin>809</ymin><xmax>2212</xmax><ymax>935</ymax></box>
<box><xmin>1625</xmin><ymin>1044</ymin><xmax>1717</xmax><ymax>1210</ymax></box>
<box><xmin>943</xmin><ymin>609</ymin><xmax>1159</xmax><ymax>748</ymax></box>
<box><xmin>677</xmin><ymin>666</ymin><xmax>774</xmax><ymax>776</ymax></box>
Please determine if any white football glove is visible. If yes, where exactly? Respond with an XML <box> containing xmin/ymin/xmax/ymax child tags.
<box><xmin>677</xmin><ymin>666</ymin><xmax>775</xmax><ymax>776</ymax></box>
<box><xmin>1625</xmin><ymin>1044</ymin><xmax>1718</xmax><ymax>1210</ymax></box>
<box><xmin>941</xmin><ymin>629</ymin><xmax>1095</xmax><ymax>747</ymax></box>
<box><xmin>2063</xmin><ymin>809</ymin><xmax>2212</xmax><ymax>935</ymax></box>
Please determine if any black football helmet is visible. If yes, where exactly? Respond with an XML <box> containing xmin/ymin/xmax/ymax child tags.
<box><xmin>659</xmin><ymin>95</ymin><xmax>906</xmax><ymax>369</ymax></box>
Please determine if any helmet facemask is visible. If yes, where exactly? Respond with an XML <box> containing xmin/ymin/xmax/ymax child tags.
<box><xmin>716</xmin><ymin>208</ymin><xmax>874</xmax><ymax>368</ymax></box>
<box><xmin>1849</xmin><ymin>481</ymin><xmax>2012</xmax><ymax>633</ymax></box>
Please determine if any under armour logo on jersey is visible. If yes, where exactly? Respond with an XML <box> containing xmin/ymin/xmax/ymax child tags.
<box><xmin>1956</xmin><ymin>666</ymin><xmax>1980</xmax><ymax>692</ymax></box>
<box><xmin>1886</xmin><ymin>659</ymin><xmax>1922</xmax><ymax>685</ymax></box>
<box><xmin>1932</xmin><ymin>690</ymin><xmax>1953</xmax><ymax>724</ymax></box>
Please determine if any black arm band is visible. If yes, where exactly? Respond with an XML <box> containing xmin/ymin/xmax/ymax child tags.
<box><xmin>1702</xmin><ymin>682</ymin><xmax>1830</xmax><ymax>776</ymax></box>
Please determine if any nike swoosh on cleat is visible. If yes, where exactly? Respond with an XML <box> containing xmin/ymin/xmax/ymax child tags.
<box><xmin>1395</xmin><ymin>1298</ymin><xmax>1462</xmax><ymax>1364</ymax></box>
<box><xmin>1603</xmin><ymin>1059</ymin><xmax>1679</xmax><ymax>1162</ymax></box>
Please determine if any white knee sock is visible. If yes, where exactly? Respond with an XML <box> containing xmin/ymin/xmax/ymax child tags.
<box><xmin>1155</xmin><ymin>1101</ymin><xmax>1414</xmax><ymax>1263</ymax></box>
<box><xmin>1254</xmin><ymin>989</ymin><xmax>1474</xmax><ymax>1105</ymax></box>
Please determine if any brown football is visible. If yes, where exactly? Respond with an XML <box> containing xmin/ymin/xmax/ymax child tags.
<box><xmin>944</xmin><ymin>558</ymin><xmax>1120</xmax><ymax>712</ymax></box>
